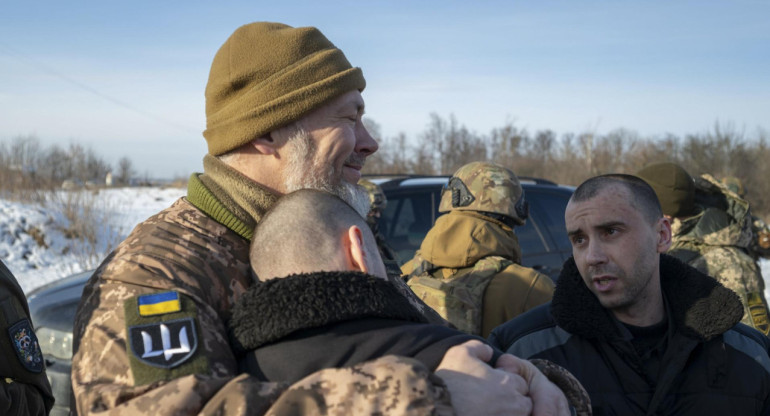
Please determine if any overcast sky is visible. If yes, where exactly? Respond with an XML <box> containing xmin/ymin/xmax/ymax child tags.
<box><xmin>1</xmin><ymin>1</ymin><xmax>768</xmax><ymax>178</ymax></box>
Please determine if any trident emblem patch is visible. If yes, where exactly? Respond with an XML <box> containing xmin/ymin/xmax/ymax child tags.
<box><xmin>129</xmin><ymin>318</ymin><xmax>198</xmax><ymax>368</ymax></box>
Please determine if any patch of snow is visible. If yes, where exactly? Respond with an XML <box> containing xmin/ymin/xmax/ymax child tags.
<box><xmin>1</xmin><ymin>187</ymin><xmax>185</xmax><ymax>294</ymax></box>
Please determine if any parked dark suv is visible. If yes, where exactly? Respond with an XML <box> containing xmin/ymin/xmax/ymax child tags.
<box><xmin>26</xmin><ymin>175</ymin><xmax>575</xmax><ymax>416</ymax></box>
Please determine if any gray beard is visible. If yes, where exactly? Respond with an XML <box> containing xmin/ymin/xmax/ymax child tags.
<box><xmin>284</xmin><ymin>128</ymin><xmax>371</xmax><ymax>218</ymax></box>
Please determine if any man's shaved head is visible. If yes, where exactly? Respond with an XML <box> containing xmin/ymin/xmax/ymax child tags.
<box><xmin>571</xmin><ymin>174</ymin><xmax>663</xmax><ymax>223</ymax></box>
<box><xmin>250</xmin><ymin>189</ymin><xmax>384</xmax><ymax>280</ymax></box>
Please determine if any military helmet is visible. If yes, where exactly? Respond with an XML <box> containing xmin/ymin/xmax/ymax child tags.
<box><xmin>358</xmin><ymin>179</ymin><xmax>387</xmax><ymax>212</ymax></box>
<box><xmin>439</xmin><ymin>161</ymin><xmax>528</xmax><ymax>226</ymax></box>
<box><xmin>721</xmin><ymin>176</ymin><xmax>746</xmax><ymax>198</ymax></box>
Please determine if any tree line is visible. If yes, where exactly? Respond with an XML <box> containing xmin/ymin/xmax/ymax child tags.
<box><xmin>0</xmin><ymin>135</ymin><xmax>135</xmax><ymax>201</ymax></box>
<box><xmin>4</xmin><ymin>117</ymin><xmax>769</xmax><ymax>218</ymax></box>
<box><xmin>363</xmin><ymin>114</ymin><xmax>770</xmax><ymax>218</ymax></box>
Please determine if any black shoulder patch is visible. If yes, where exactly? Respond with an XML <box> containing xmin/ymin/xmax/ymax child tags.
<box><xmin>128</xmin><ymin>318</ymin><xmax>198</xmax><ymax>368</ymax></box>
<box><xmin>8</xmin><ymin>319</ymin><xmax>44</xmax><ymax>373</ymax></box>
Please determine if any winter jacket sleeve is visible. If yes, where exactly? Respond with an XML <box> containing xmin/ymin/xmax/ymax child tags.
<box><xmin>72</xmin><ymin>266</ymin><xmax>454</xmax><ymax>416</ymax></box>
<box><xmin>0</xmin><ymin>261</ymin><xmax>55</xmax><ymax>416</ymax></box>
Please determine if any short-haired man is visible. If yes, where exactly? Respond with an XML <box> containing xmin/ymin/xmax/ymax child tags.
<box><xmin>229</xmin><ymin>189</ymin><xmax>585</xmax><ymax>416</ymax></box>
<box><xmin>490</xmin><ymin>174</ymin><xmax>770</xmax><ymax>415</ymax></box>
<box><xmin>71</xmin><ymin>22</ymin><xmax>447</xmax><ymax>415</ymax></box>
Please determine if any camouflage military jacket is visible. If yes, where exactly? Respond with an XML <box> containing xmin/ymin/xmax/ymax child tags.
<box><xmin>669</xmin><ymin>174</ymin><xmax>770</xmax><ymax>335</ymax></box>
<box><xmin>71</xmin><ymin>176</ymin><xmax>454</xmax><ymax>415</ymax></box>
<box><xmin>0</xmin><ymin>260</ymin><xmax>54</xmax><ymax>415</ymax></box>
<box><xmin>404</xmin><ymin>211</ymin><xmax>554</xmax><ymax>338</ymax></box>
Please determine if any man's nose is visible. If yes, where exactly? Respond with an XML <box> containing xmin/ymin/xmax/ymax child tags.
<box><xmin>355</xmin><ymin>122</ymin><xmax>378</xmax><ymax>156</ymax></box>
<box><xmin>585</xmin><ymin>241</ymin><xmax>608</xmax><ymax>266</ymax></box>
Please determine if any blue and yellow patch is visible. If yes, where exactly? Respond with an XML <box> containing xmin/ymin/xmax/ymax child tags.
<box><xmin>124</xmin><ymin>291</ymin><xmax>208</xmax><ymax>386</ymax></box>
<box><xmin>137</xmin><ymin>291</ymin><xmax>182</xmax><ymax>316</ymax></box>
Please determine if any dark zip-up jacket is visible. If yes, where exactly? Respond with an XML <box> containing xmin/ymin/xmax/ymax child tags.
<box><xmin>228</xmin><ymin>271</ymin><xmax>484</xmax><ymax>383</ymax></box>
<box><xmin>489</xmin><ymin>254</ymin><xmax>770</xmax><ymax>415</ymax></box>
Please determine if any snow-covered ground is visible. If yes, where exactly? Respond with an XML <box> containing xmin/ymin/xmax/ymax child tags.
<box><xmin>1</xmin><ymin>186</ymin><xmax>185</xmax><ymax>293</ymax></box>
<box><xmin>3</xmin><ymin>186</ymin><xmax>770</xmax><ymax>300</ymax></box>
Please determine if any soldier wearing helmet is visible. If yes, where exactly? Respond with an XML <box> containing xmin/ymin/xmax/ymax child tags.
<box><xmin>359</xmin><ymin>179</ymin><xmax>401</xmax><ymax>275</ymax></box>
<box><xmin>403</xmin><ymin>162</ymin><xmax>555</xmax><ymax>337</ymax></box>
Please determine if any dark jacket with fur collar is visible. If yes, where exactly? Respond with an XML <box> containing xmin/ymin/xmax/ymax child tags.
<box><xmin>228</xmin><ymin>271</ymin><xmax>482</xmax><ymax>383</ymax></box>
<box><xmin>489</xmin><ymin>254</ymin><xmax>770</xmax><ymax>415</ymax></box>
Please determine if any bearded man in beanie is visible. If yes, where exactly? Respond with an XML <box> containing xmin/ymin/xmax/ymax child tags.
<box><xmin>636</xmin><ymin>162</ymin><xmax>770</xmax><ymax>335</ymax></box>
<box><xmin>71</xmin><ymin>22</ymin><xmax>476</xmax><ymax>416</ymax></box>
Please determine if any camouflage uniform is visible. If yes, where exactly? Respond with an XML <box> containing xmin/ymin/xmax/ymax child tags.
<box><xmin>359</xmin><ymin>179</ymin><xmax>402</xmax><ymax>277</ymax></box>
<box><xmin>71</xmin><ymin>169</ymin><xmax>453</xmax><ymax>416</ymax></box>
<box><xmin>721</xmin><ymin>176</ymin><xmax>770</xmax><ymax>260</ymax></box>
<box><xmin>404</xmin><ymin>162</ymin><xmax>554</xmax><ymax>338</ymax></box>
<box><xmin>0</xmin><ymin>260</ymin><xmax>54</xmax><ymax>415</ymax></box>
<box><xmin>668</xmin><ymin>174</ymin><xmax>770</xmax><ymax>335</ymax></box>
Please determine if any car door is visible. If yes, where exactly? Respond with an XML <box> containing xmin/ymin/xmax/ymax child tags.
<box><xmin>516</xmin><ymin>187</ymin><xmax>573</xmax><ymax>281</ymax></box>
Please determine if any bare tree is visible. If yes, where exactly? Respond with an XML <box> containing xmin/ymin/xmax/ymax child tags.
<box><xmin>117</xmin><ymin>157</ymin><xmax>135</xmax><ymax>186</ymax></box>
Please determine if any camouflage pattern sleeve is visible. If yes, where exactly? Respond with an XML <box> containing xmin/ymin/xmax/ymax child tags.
<box><xmin>72</xmin><ymin>274</ymin><xmax>277</xmax><ymax>416</ymax></box>
<box><xmin>267</xmin><ymin>355</ymin><xmax>454</xmax><ymax>416</ymax></box>
<box><xmin>691</xmin><ymin>246</ymin><xmax>770</xmax><ymax>335</ymax></box>
<box><xmin>73</xmin><ymin>277</ymin><xmax>456</xmax><ymax>415</ymax></box>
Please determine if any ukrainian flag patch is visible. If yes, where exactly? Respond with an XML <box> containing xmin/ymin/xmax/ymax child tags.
<box><xmin>138</xmin><ymin>291</ymin><xmax>182</xmax><ymax>316</ymax></box>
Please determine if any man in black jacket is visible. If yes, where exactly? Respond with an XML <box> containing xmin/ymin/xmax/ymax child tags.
<box><xmin>228</xmin><ymin>189</ymin><xmax>586</xmax><ymax>416</ymax></box>
<box><xmin>490</xmin><ymin>174</ymin><xmax>770</xmax><ymax>415</ymax></box>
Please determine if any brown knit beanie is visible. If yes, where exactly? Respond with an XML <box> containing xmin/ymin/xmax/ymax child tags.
<box><xmin>203</xmin><ymin>22</ymin><xmax>366</xmax><ymax>155</ymax></box>
<box><xmin>636</xmin><ymin>162</ymin><xmax>697</xmax><ymax>218</ymax></box>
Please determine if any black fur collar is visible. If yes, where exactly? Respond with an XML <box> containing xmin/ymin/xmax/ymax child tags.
<box><xmin>228</xmin><ymin>271</ymin><xmax>428</xmax><ymax>353</ymax></box>
<box><xmin>552</xmin><ymin>254</ymin><xmax>743</xmax><ymax>341</ymax></box>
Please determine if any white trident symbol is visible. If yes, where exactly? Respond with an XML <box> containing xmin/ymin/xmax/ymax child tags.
<box><xmin>141</xmin><ymin>323</ymin><xmax>191</xmax><ymax>361</ymax></box>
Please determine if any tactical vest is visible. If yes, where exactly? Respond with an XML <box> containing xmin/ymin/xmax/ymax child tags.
<box><xmin>407</xmin><ymin>256</ymin><xmax>512</xmax><ymax>335</ymax></box>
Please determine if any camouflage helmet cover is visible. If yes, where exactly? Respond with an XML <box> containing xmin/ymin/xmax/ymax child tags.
<box><xmin>359</xmin><ymin>179</ymin><xmax>387</xmax><ymax>211</ymax></box>
<box><xmin>721</xmin><ymin>176</ymin><xmax>746</xmax><ymax>198</ymax></box>
<box><xmin>439</xmin><ymin>161</ymin><xmax>528</xmax><ymax>225</ymax></box>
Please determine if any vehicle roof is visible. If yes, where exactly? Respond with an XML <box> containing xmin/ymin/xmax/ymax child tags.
<box><xmin>365</xmin><ymin>174</ymin><xmax>574</xmax><ymax>190</ymax></box>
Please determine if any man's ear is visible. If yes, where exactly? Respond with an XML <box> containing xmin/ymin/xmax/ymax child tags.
<box><xmin>656</xmin><ymin>216</ymin><xmax>673</xmax><ymax>253</ymax></box>
<box><xmin>251</xmin><ymin>134</ymin><xmax>278</xmax><ymax>156</ymax></box>
<box><xmin>255</xmin><ymin>124</ymin><xmax>297</xmax><ymax>156</ymax></box>
<box><xmin>346</xmin><ymin>225</ymin><xmax>370</xmax><ymax>273</ymax></box>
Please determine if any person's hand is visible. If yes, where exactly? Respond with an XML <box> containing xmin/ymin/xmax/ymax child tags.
<box><xmin>435</xmin><ymin>340</ymin><xmax>533</xmax><ymax>416</ymax></box>
<box><xmin>495</xmin><ymin>354</ymin><xmax>572</xmax><ymax>416</ymax></box>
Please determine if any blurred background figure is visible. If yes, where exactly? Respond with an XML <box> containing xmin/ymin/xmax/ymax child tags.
<box><xmin>721</xmin><ymin>176</ymin><xmax>770</xmax><ymax>261</ymax></box>
<box><xmin>637</xmin><ymin>162</ymin><xmax>770</xmax><ymax>335</ymax></box>
<box><xmin>359</xmin><ymin>179</ymin><xmax>402</xmax><ymax>276</ymax></box>
<box><xmin>403</xmin><ymin>162</ymin><xmax>554</xmax><ymax>337</ymax></box>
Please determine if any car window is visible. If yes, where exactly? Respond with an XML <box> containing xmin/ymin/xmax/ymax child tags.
<box><xmin>380</xmin><ymin>188</ymin><xmax>438</xmax><ymax>262</ymax></box>
<box><xmin>526</xmin><ymin>189</ymin><xmax>572</xmax><ymax>252</ymax></box>
<box><xmin>516</xmin><ymin>215</ymin><xmax>549</xmax><ymax>256</ymax></box>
